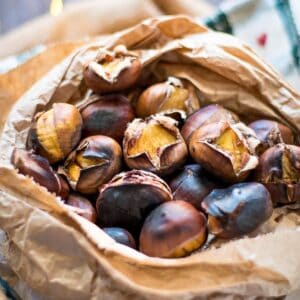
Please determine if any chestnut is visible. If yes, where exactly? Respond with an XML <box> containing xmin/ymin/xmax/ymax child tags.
<box><xmin>253</xmin><ymin>144</ymin><xmax>300</xmax><ymax>204</ymax></box>
<box><xmin>80</xmin><ymin>94</ymin><xmax>135</xmax><ymax>143</ymax></box>
<box><xmin>11</xmin><ymin>148</ymin><xmax>69</xmax><ymax>199</ymax></box>
<box><xmin>60</xmin><ymin>135</ymin><xmax>122</xmax><ymax>194</ymax></box>
<box><xmin>189</xmin><ymin>122</ymin><xmax>259</xmax><ymax>182</ymax></box>
<box><xmin>168</xmin><ymin>164</ymin><xmax>221</xmax><ymax>211</ymax></box>
<box><xmin>181</xmin><ymin>104</ymin><xmax>239</xmax><ymax>143</ymax></box>
<box><xmin>97</xmin><ymin>170</ymin><xmax>172</xmax><ymax>234</ymax></box>
<box><xmin>27</xmin><ymin>103</ymin><xmax>82</xmax><ymax>164</ymax></box>
<box><xmin>135</xmin><ymin>77</ymin><xmax>200</xmax><ymax>118</ymax></box>
<box><xmin>84</xmin><ymin>45</ymin><xmax>141</xmax><ymax>94</ymax></box>
<box><xmin>202</xmin><ymin>182</ymin><xmax>273</xmax><ymax>239</ymax></box>
<box><xmin>249</xmin><ymin>119</ymin><xmax>294</xmax><ymax>154</ymax></box>
<box><xmin>66</xmin><ymin>194</ymin><xmax>97</xmax><ymax>223</ymax></box>
<box><xmin>139</xmin><ymin>200</ymin><xmax>207</xmax><ymax>258</ymax></box>
<box><xmin>103</xmin><ymin>227</ymin><xmax>136</xmax><ymax>249</ymax></box>
<box><xmin>123</xmin><ymin>115</ymin><xmax>188</xmax><ymax>176</ymax></box>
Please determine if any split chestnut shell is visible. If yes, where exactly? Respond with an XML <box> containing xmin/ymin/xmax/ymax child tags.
<box><xmin>123</xmin><ymin>115</ymin><xmax>188</xmax><ymax>176</ymax></box>
<box><xmin>135</xmin><ymin>77</ymin><xmax>200</xmax><ymax>118</ymax></box>
<box><xmin>96</xmin><ymin>170</ymin><xmax>172</xmax><ymax>234</ymax></box>
<box><xmin>139</xmin><ymin>200</ymin><xmax>207</xmax><ymax>258</ymax></box>
<box><xmin>189</xmin><ymin>121</ymin><xmax>259</xmax><ymax>182</ymax></box>
<box><xmin>181</xmin><ymin>104</ymin><xmax>239</xmax><ymax>143</ymax></box>
<box><xmin>84</xmin><ymin>45</ymin><xmax>141</xmax><ymax>94</ymax></box>
<box><xmin>253</xmin><ymin>144</ymin><xmax>300</xmax><ymax>204</ymax></box>
<box><xmin>11</xmin><ymin>148</ymin><xmax>69</xmax><ymax>200</ymax></box>
<box><xmin>60</xmin><ymin>135</ymin><xmax>122</xmax><ymax>194</ymax></box>
<box><xmin>27</xmin><ymin>103</ymin><xmax>82</xmax><ymax>163</ymax></box>
<box><xmin>248</xmin><ymin>119</ymin><xmax>294</xmax><ymax>154</ymax></box>
<box><xmin>202</xmin><ymin>182</ymin><xmax>273</xmax><ymax>239</ymax></box>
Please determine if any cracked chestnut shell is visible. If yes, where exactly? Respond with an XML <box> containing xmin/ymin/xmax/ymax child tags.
<box><xmin>249</xmin><ymin>119</ymin><xmax>294</xmax><ymax>154</ymax></box>
<box><xmin>123</xmin><ymin>115</ymin><xmax>188</xmax><ymax>176</ymax></box>
<box><xmin>253</xmin><ymin>144</ymin><xmax>300</xmax><ymax>204</ymax></box>
<box><xmin>66</xmin><ymin>194</ymin><xmax>97</xmax><ymax>223</ymax></box>
<box><xmin>80</xmin><ymin>94</ymin><xmax>135</xmax><ymax>143</ymax></box>
<box><xmin>139</xmin><ymin>200</ymin><xmax>207</xmax><ymax>258</ymax></box>
<box><xmin>60</xmin><ymin>135</ymin><xmax>122</xmax><ymax>194</ymax></box>
<box><xmin>103</xmin><ymin>227</ymin><xmax>136</xmax><ymax>249</ymax></box>
<box><xmin>202</xmin><ymin>182</ymin><xmax>273</xmax><ymax>239</ymax></box>
<box><xmin>84</xmin><ymin>45</ymin><xmax>141</xmax><ymax>94</ymax></box>
<box><xmin>135</xmin><ymin>77</ymin><xmax>200</xmax><ymax>118</ymax></box>
<box><xmin>168</xmin><ymin>164</ymin><xmax>221</xmax><ymax>211</ymax></box>
<box><xmin>11</xmin><ymin>148</ymin><xmax>69</xmax><ymax>199</ymax></box>
<box><xmin>181</xmin><ymin>104</ymin><xmax>239</xmax><ymax>143</ymax></box>
<box><xmin>97</xmin><ymin>170</ymin><xmax>172</xmax><ymax>234</ymax></box>
<box><xmin>27</xmin><ymin>103</ymin><xmax>82</xmax><ymax>163</ymax></box>
<box><xmin>189</xmin><ymin>122</ymin><xmax>259</xmax><ymax>182</ymax></box>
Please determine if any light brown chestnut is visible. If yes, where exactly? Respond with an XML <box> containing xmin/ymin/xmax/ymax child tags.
<box><xmin>253</xmin><ymin>144</ymin><xmax>300</xmax><ymax>204</ymax></box>
<box><xmin>103</xmin><ymin>227</ymin><xmax>136</xmax><ymax>249</ymax></box>
<box><xmin>11</xmin><ymin>148</ymin><xmax>69</xmax><ymax>199</ymax></box>
<box><xmin>123</xmin><ymin>115</ymin><xmax>188</xmax><ymax>176</ymax></box>
<box><xmin>84</xmin><ymin>45</ymin><xmax>141</xmax><ymax>94</ymax></box>
<box><xmin>27</xmin><ymin>103</ymin><xmax>82</xmax><ymax>163</ymax></box>
<box><xmin>248</xmin><ymin>119</ymin><xmax>294</xmax><ymax>154</ymax></box>
<box><xmin>60</xmin><ymin>135</ymin><xmax>122</xmax><ymax>194</ymax></box>
<box><xmin>181</xmin><ymin>104</ymin><xmax>239</xmax><ymax>143</ymax></box>
<box><xmin>97</xmin><ymin>170</ymin><xmax>172</xmax><ymax>235</ymax></box>
<box><xmin>66</xmin><ymin>193</ymin><xmax>97</xmax><ymax>223</ymax></box>
<box><xmin>168</xmin><ymin>164</ymin><xmax>221</xmax><ymax>211</ymax></box>
<box><xmin>80</xmin><ymin>94</ymin><xmax>135</xmax><ymax>143</ymax></box>
<box><xmin>202</xmin><ymin>182</ymin><xmax>273</xmax><ymax>239</ymax></box>
<box><xmin>189</xmin><ymin>122</ymin><xmax>259</xmax><ymax>182</ymax></box>
<box><xmin>139</xmin><ymin>200</ymin><xmax>207</xmax><ymax>258</ymax></box>
<box><xmin>135</xmin><ymin>77</ymin><xmax>200</xmax><ymax>118</ymax></box>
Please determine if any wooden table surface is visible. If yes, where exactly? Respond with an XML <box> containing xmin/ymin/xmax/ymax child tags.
<box><xmin>0</xmin><ymin>0</ymin><xmax>223</xmax><ymax>35</ymax></box>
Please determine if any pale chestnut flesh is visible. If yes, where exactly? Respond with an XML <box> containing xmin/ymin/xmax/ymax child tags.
<box><xmin>254</xmin><ymin>144</ymin><xmax>300</xmax><ymax>204</ymax></box>
<box><xmin>124</xmin><ymin>116</ymin><xmax>188</xmax><ymax>176</ymax></box>
<box><xmin>27</xmin><ymin>103</ymin><xmax>82</xmax><ymax>163</ymax></box>
<box><xmin>139</xmin><ymin>200</ymin><xmax>207</xmax><ymax>258</ymax></box>
<box><xmin>61</xmin><ymin>135</ymin><xmax>122</xmax><ymax>194</ymax></box>
<box><xmin>202</xmin><ymin>182</ymin><xmax>273</xmax><ymax>239</ymax></box>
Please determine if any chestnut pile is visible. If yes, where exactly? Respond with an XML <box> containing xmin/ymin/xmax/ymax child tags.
<box><xmin>12</xmin><ymin>46</ymin><xmax>299</xmax><ymax>258</ymax></box>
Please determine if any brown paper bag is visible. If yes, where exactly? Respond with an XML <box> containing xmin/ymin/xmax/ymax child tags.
<box><xmin>0</xmin><ymin>16</ymin><xmax>300</xmax><ymax>299</ymax></box>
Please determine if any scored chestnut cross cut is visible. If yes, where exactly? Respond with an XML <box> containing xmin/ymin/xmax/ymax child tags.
<box><xmin>123</xmin><ymin>115</ymin><xmax>188</xmax><ymax>176</ymax></box>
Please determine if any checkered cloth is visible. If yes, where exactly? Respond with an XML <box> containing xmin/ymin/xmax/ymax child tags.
<box><xmin>204</xmin><ymin>0</ymin><xmax>300</xmax><ymax>88</ymax></box>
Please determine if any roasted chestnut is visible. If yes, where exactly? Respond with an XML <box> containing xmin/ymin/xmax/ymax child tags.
<box><xmin>135</xmin><ymin>77</ymin><xmax>200</xmax><ymax>118</ymax></box>
<box><xmin>139</xmin><ymin>200</ymin><xmax>207</xmax><ymax>258</ymax></box>
<box><xmin>97</xmin><ymin>170</ymin><xmax>172</xmax><ymax>234</ymax></box>
<box><xmin>181</xmin><ymin>104</ymin><xmax>239</xmax><ymax>143</ymax></box>
<box><xmin>123</xmin><ymin>115</ymin><xmax>188</xmax><ymax>176</ymax></box>
<box><xmin>103</xmin><ymin>227</ymin><xmax>136</xmax><ymax>249</ymax></box>
<box><xmin>168</xmin><ymin>164</ymin><xmax>220</xmax><ymax>211</ymax></box>
<box><xmin>189</xmin><ymin>122</ymin><xmax>259</xmax><ymax>182</ymax></box>
<box><xmin>253</xmin><ymin>144</ymin><xmax>300</xmax><ymax>204</ymax></box>
<box><xmin>27</xmin><ymin>103</ymin><xmax>82</xmax><ymax>163</ymax></box>
<box><xmin>84</xmin><ymin>45</ymin><xmax>141</xmax><ymax>93</ymax></box>
<box><xmin>80</xmin><ymin>94</ymin><xmax>135</xmax><ymax>143</ymax></box>
<box><xmin>11</xmin><ymin>148</ymin><xmax>69</xmax><ymax>199</ymax></box>
<box><xmin>60</xmin><ymin>135</ymin><xmax>122</xmax><ymax>194</ymax></box>
<box><xmin>202</xmin><ymin>182</ymin><xmax>273</xmax><ymax>239</ymax></box>
<box><xmin>249</xmin><ymin>119</ymin><xmax>294</xmax><ymax>154</ymax></box>
<box><xmin>66</xmin><ymin>194</ymin><xmax>97</xmax><ymax>223</ymax></box>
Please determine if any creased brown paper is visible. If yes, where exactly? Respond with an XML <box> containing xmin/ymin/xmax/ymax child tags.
<box><xmin>0</xmin><ymin>15</ymin><xmax>300</xmax><ymax>300</ymax></box>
